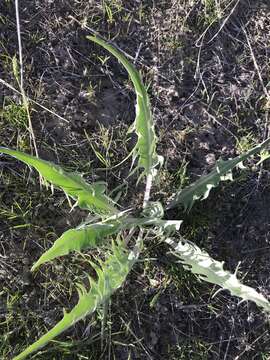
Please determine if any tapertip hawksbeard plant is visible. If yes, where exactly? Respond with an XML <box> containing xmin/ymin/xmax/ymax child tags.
<box><xmin>0</xmin><ymin>36</ymin><xmax>269</xmax><ymax>360</ymax></box>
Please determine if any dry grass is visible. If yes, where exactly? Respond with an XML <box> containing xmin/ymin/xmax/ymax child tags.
<box><xmin>0</xmin><ymin>0</ymin><xmax>270</xmax><ymax>359</ymax></box>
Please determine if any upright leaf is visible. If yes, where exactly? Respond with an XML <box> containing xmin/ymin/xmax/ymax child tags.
<box><xmin>13</xmin><ymin>242</ymin><xmax>135</xmax><ymax>360</ymax></box>
<box><xmin>87</xmin><ymin>36</ymin><xmax>159</xmax><ymax>178</ymax></box>
<box><xmin>0</xmin><ymin>147</ymin><xmax>117</xmax><ymax>215</ymax></box>
<box><xmin>167</xmin><ymin>137</ymin><xmax>270</xmax><ymax>211</ymax></box>
<box><xmin>166</xmin><ymin>239</ymin><xmax>270</xmax><ymax>312</ymax></box>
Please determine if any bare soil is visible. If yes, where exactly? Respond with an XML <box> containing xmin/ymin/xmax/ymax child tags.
<box><xmin>0</xmin><ymin>1</ymin><xmax>270</xmax><ymax>359</ymax></box>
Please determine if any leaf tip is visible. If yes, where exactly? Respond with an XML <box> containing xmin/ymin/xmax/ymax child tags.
<box><xmin>30</xmin><ymin>262</ymin><xmax>40</xmax><ymax>272</ymax></box>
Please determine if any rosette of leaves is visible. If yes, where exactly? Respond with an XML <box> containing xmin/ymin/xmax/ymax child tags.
<box><xmin>1</xmin><ymin>36</ymin><xmax>269</xmax><ymax>360</ymax></box>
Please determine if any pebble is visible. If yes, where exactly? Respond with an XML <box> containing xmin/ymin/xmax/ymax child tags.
<box><xmin>205</xmin><ymin>153</ymin><xmax>216</xmax><ymax>166</ymax></box>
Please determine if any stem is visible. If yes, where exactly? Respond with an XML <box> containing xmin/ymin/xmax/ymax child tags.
<box><xmin>15</xmin><ymin>0</ymin><xmax>39</xmax><ymax>158</ymax></box>
<box><xmin>15</xmin><ymin>0</ymin><xmax>23</xmax><ymax>90</ymax></box>
<box><xmin>143</xmin><ymin>173</ymin><xmax>153</xmax><ymax>209</ymax></box>
<box><xmin>133</xmin><ymin>173</ymin><xmax>153</xmax><ymax>259</ymax></box>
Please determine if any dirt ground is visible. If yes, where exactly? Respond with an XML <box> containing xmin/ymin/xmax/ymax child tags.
<box><xmin>0</xmin><ymin>0</ymin><xmax>270</xmax><ymax>359</ymax></box>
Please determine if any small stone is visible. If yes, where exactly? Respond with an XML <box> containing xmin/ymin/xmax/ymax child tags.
<box><xmin>199</xmin><ymin>142</ymin><xmax>210</xmax><ymax>150</ymax></box>
<box><xmin>205</xmin><ymin>153</ymin><xmax>216</xmax><ymax>166</ymax></box>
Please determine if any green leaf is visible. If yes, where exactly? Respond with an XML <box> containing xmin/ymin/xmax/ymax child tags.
<box><xmin>257</xmin><ymin>150</ymin><xmax>270</xmax><ymax>165</ymax></box>
<box><xmin>87</xmin><ymin>36</ymin><xmax>160</xmax><ymax>178</ymax></box>
<box><xmin>166</xmin><ymin>239</ymin><xmax>270</xmax><ymax>312</ymax></box>
<box><xmin>167</xmin><ymin>137</ymin><xmax>270</xmax><ymax>211</ymax></box>
<box><xmin>31</xmin><ymin>222</ymin><xmax>121</xmax><ymax>271</ymax></box>
<box><xmin>13</xmin><ymin>242</ymin><xmax>135</xmax><ymax>360</ymax></box>
<box><xmin>142</xmin><ymin>201</ymin><xmax>164</xmax><ymax>219</ymax></box>
<box><xmin>31</xmin><ymin>208</ymin><xmax>178</xmax><ymax>270</ymax></box>
<box><xmin>0</xmin><ymin>147</ymin><xmax>117</xmax><ymax>215</ymax></box>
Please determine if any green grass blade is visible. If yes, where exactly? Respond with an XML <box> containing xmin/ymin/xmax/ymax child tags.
<box><xmin>31</xmin><ymin>222</ymin><xmax>121</xmax><ymax>271</ymax></box>
<box><xmin>0</xmin><ymin>147</ymin><xmax>117</xmax><ymax>215</ymax></box>
<box><xmin>87</xmin><ymin>36</ymin><xmax>159</xmax><ymax>178</ymax></box>
<box><xmin>13</xmin><ymin>242</ymin><xmax>135</xmax><ymax>360</ymax></box>
<box><xmin>166</xmin><ymin>239</ymin><xmax>270</xmax><ymax>312</ymax></box>
<box><xmin>167</xmin><ymin>137</ymin><xmax>270</xmax><ymax>211</ymax></box>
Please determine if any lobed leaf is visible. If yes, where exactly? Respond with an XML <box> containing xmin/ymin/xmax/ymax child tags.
<box><xmin>166</xmin><ymin>239</ymin><xmax>270</xmax><ymax>312</ymax></box>
<box><xmin>167</xmin><ymin>137</ymin><xmax>270</xmax><ymax>211</ymax></box>
<box><xmin>0</xmin><ymin>147</ymin><xmax>117</xmax><ymax>215</ymax></box>
<box><xmin>142</xmin><ymin>201</ymin><xmax>164</xmax><ymax>219</ymax></box>
<box><xmin>31</xmin><ymin>209</ymin><xmax>178</xmax><ymax>271</ymax></box>
<box><xmin>13</xmin><ymin>241</ymin><xmax>135</xmax><ymax>360</ymax></box>
<box><xmin>31</xmin><ymin>222</ymin><xmax>121</xmax><ymax>271</ymax></box>
<box><xmin>87</xmin><ymin>36</ymin><xmax>160</xmax><ymax>178</ymax></box>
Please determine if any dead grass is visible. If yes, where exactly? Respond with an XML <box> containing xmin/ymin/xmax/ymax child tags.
<box><xmin>0</xmin><ymin>0</ymin><xmax>270</xmax><ymax>359</ymax></box>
